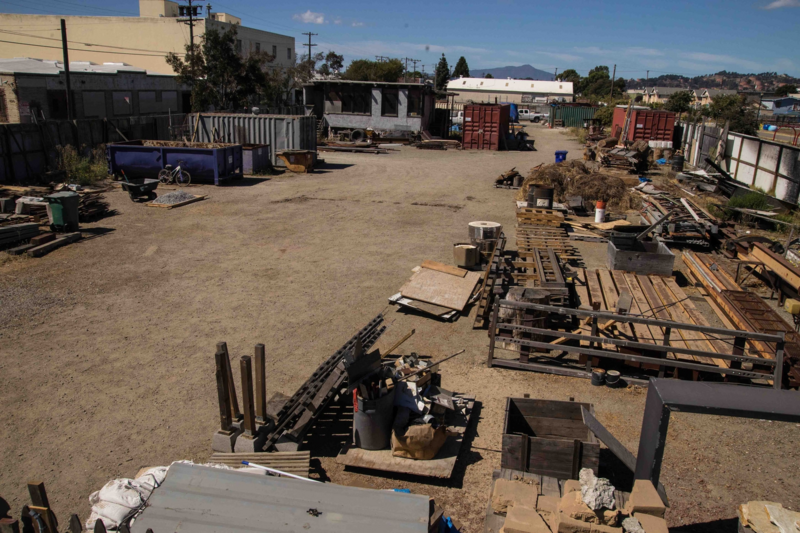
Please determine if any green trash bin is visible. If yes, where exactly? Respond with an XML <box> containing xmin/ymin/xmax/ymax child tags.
<box><xmin>46</xmin><ymin>191</ymin><xmax>80</xmax><ymax>232</ymax></box>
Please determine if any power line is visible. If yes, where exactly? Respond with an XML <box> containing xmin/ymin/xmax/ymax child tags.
<box><xmin>302</xmin><ymin>32</ymin><xmax>317</xmax><ymax>62</ymax></box>
<box><xmin>0</xmin><ymin>38</ymin><xmax>185</xmax><ymax>57</ymax></box>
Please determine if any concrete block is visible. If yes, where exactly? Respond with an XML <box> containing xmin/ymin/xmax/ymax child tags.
<box><xmin>557</xmin><ymin>516</ymin><xmax>592</xmax><ymax>533</ymax></box>
<box><xmin>564</xmin><ymin>479</ymin><xmax>582</xmax><ymax>493</ymax></box>
<box><xmin>602</xmin><ymin>509</ymin><xmax>627</xmax><ymax>527</ymax></box>
<box><xmin>580</xmin><ymin>468</ymin><xmax>616</xmax><ymax>511</ymax></box>
<box><xmin>492</xmin><ymin>478</ymin><xmax>539</xmax><ymax>514</ymax></box>
<box><xmin>232</xmin><ymin>430</ymin><xmax>268</xmax><ymax>453</ymax></box>
<box><xmin>625</xmin><ymin>480</ymin><xmax>666</xmax><ymax>518</ymax></box>
<box><xmin>537</xmin><ymin>495</ymin><xmax>559</xmax><ymax>515</ymax></box>
<box><xmin>211</xmin><ymin>427</ymin><xmax>242</xmax><ymax>453</ymax></box>
<box><xmin>501</xmin><ymin>505</ymin><xmax>550</xmax><ymax>533</ymax></box>
<box><xmin>559</xmin><ymin>491</ymin><xmax>600</xmax><ymax>524</ymax></box>
<box><xmin>633</xmin><ymin>513</ymin><xmax>668</xmax><ymax>533</ymax></box>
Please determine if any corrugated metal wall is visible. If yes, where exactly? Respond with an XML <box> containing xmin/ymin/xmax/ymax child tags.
<box><xmin>189</xmin><ymin>114</ymin><xmax>316</xmax><ymax>166</ymax></box>
<box><xmin>548</xmin><ymin>106</ymin><xmax>598</xmax><ymax>128</ymax></box>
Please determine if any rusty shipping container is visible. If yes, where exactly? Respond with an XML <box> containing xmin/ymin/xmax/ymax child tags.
<box><xmin>612</xmin><ymin>107</ymin><xmax>676</xmax><ymax>143</ymax></box>
<box><xmin>462</xmin><ymin>104</ymin><xmax>510</xmax><ymax>151</ymax></box>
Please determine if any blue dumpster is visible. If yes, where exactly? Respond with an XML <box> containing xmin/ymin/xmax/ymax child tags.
<box><xmin>555</xmin><ymin>150</ymin><xmax>568</xmax><ymax>163</ymax></box>
<box><xmin>106</xmin><ymin>140</ymin><xmax>243</xmax><ymax>186</ymax></box>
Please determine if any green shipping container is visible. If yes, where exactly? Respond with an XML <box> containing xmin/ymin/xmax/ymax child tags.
<box><xmin>548</xmin><ymin>106</ymin><xmax>599</xmax><ymax>129</ymax></box>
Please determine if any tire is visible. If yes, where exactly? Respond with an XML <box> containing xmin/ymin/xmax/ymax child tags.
<box><xmin>533</xmin><ymin>117</ymin><xmax>541</xmax><ymax>124</ymax></box>
<box><xmin>176</xmin><ymin>170</ymin><xmax>191</xmax><ymax>186</ymax></box>
<box><xmin>146</xmin><ymin>191</ymin><xmax>158</xmax><ymax>202</ymax></box>
<box><xmin>158</xmin><ymin>169</ymin><xmax>171</xmax><ymax>184</ymax></box>
<box><xmin>350</xmin><ymin>129</ymin><xmax>366</xmax><ymax>142</ymax></box>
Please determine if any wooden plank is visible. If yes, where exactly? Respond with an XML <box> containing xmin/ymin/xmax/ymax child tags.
<box><xmin>420</xmin><ymin>260</ymin><xmax>468</xmax><ymax>278</ymax></box>
<box><xmin>623</xmin><ymin>273</ymin><xmax>663</xmax><ymax>346</ymax></box>
<box><xmin>541</xmin><ymin>476</ymin><xmax>561</xmax><ymax>497</ymax></box>
<box><xmin>638</xmin><ymin>275</ymin><xmax>690</xmax><ymax>359</ymax></box>
<box><xmin>146</xmin><ymin>195</ymin><xmax>207</xmax><ymax>209</ymax></box>
<box><xmin>750</xmin><ymin>243</ymin><xmax>800</xmax><ymax>289</ymax></box>
<box><xmin>27</xmin><ymin>232</ymin><xmax>81</xmax><ymax>258</ymax></box>
<box><xmin>400</xmin><ymin>268</ymin><xmax>482</xmax><ymax>311</ymax></box>
<box><xmin>598</xmin><ymin>269</ymin><xmax>633</xmax><ymax>337</ymax></box>
<box><xmin>663</xmin><ymin>278</ymin><xmax>731</xmax><ymax>368</ymax></box>
<box><xmin>527</xmin><ymin>438</ymin><xmax>599</xmax><ymax>480</ymax></box>
<box><xmin>649</xmin><ymin>276</ymin><xmax>716</xmax><ymax>365</ymax></box>
<box><xmin>208</xmin><ymin>451</ymin><xmax>310</xmax><ymax>476</ymax></box>
<box><xmin>573</xmin><ymin>268</ymin><xmax>591</xmax><ymax>310</ymax></box>
<box><xmin>613</xmin><ymin>271</ymin><xmax>655</xmax><ymax>344</ymax></box>
<box><xmin>585</xmin><ymin>270</ymin><xmax>606</xmax><ymax>310</ymax></box>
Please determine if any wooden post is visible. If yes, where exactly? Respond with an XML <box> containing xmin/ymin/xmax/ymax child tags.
<box><xmin>217</xmin><ymin>342</ymin><xmax>242</xmax><ymax>421</ymax></box>
<box><xmin>571</xmin><ymin>439</ymin><xmax>583</xmax><ymax>480</ymax></box>
<box><xmin>27</xmin><ymin>482</ymin><xmax>58</xmax><ymax>533</ymax></box>
<box><xmin>68</xmin><ymin>515</ymin><xmax>82</xmax><ymax>533</ymax></box>
<box><xmin>487</xmin><ymin>303</ymin><xmax>500</xmax><ymax>368</ymax></box>
<box><xmin>215</xmin><ymin>348</ymin><xmax>233</xmax><ymax>432</ymax></box>
<box><xmin>240</xmin><ymin>355</ymin><xmax>257</xmax><ymax>437</ymax></box>
<box><xmin>93</xmin><ymin>518</ymin><xmax>107</xmax><ymax>533</ymax></box>
<box><xmin>254</xmin><ymin>344</ymin><xmax>267</xmax><ymax>425</ymax></box>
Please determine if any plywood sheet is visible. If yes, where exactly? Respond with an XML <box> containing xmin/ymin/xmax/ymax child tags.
<box><xmin>420</xmin><ymin>260</ymin><xmax>468</xmax><ymax>278</ymax></box>
<box><xmin>400</xmin><ymin>268</ymin><xmax>482</xmax><ymax>311</ymax></box>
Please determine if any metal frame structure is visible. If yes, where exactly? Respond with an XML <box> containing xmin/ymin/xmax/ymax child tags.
<box><xmin>634</xmin><ymin>379</ymin><xmax>800</xmax><ymax>487</ymax></box>
<box><xmin>487</xmin><ymin>301</ymin><xmax>786</xmax><ymax>387</ymax></box>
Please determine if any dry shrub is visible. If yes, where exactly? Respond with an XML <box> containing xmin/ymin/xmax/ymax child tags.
<box><xmin>516</xmin><ymin>160</ymin><xmax>640</xmax><ymax>212</ymax></box>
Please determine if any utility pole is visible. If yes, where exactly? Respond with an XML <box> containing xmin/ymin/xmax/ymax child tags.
<box><xmin>554</xmin><ymin>67</ymin><xmax>558</xmax><ymax>79</ymax></box>
<box><xmin>60</xmin><ymin>19</ymin><xmax>73</xmax><ymax>121</ymax></box>
<box><xmin>375</xmin><ymin>55</ymin><xmax>388</xmax><ymax>63</ymax></box>
<box><xmin>411</xmin><ymin>59</ymin><xmax>420</xmax><ymax>79</ymax></box>
<box><xmin>179</xmin><ymin>0</ymin><xmax>200</xmax><ymax>95</ymax></box>
<box><xmin>646</xmin><ymin>70</ymin><xmax>649</xmax><ymax>82</ymax></box>
<box><xmin>609</xmin><ymin>64</ymin><xmax>616</xmax><ymax>102</ymax></box>
<box><xmin>302</xmin><ymin>32</ymin><xmax>318</xmax><ymax>63</ymax></box>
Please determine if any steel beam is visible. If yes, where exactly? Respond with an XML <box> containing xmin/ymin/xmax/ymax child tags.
<box><xmin>634</xmin><ymin>379</ymin><xmax>800</xmax><ymax>487</ymax></box>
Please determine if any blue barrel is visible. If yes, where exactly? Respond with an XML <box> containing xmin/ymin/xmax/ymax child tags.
<box><xmin>555</xmin><ymin>150</ymin><xmax>568</xmax><ymax>163</ymax></box>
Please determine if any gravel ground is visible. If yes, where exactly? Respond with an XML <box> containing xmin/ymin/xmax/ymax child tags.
<box><xmin>151</xmin><ymin>190</ymin><xmax>197</xmax><ymax>205</ymax></box>
<box><xmin>1</xmin><ymin>127</ymin><xmax>798</xmax><ymax>532</ymax></box>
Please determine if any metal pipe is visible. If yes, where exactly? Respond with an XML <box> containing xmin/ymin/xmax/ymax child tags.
<box><xmin>241</xmin><ymin>461</ymin><xmax>320</xmax><ymax>482</ymax></box>
<box><xmin>497</xmin><ymin>300</ymin><xmax>782</xmax><ymax>342</ymax></box>
<box><xmin>636</xmin><ymin>210</ymin><xmax>676</xmax><ymax>241</ymax></box>
<box><xmin>397</xmin><ymin>349</ymin><xmax>466</xmax><ymax>382</ymax></box>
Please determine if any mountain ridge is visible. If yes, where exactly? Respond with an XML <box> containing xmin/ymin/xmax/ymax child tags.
<box><xmin>468</xmin><ymin>64</ymin><xmax>555</xmax><ymax>81</ymax></box>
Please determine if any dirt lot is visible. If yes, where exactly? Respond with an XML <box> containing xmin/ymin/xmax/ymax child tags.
<box><xmin>1</xmin><ymin>127</ymin><xmax>798</xmax><ymax>532</ymax></box>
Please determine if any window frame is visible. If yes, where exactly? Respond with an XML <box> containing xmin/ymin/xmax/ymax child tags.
<box><xmin>381</xmin><ymin>88</ymin><xmax>399</xmax><ymax>117</ymax></box>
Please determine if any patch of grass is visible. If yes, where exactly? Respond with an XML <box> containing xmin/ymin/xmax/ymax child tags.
<box><xmin>728</xmin><ymin>192</ymin><xmax>772</xmax><ymax>211</ymax></box>
<box><xmin>565</xmin><ymin>127</ymin><xmax>588</xmax><ymax>144</ymax></box>
<box><xmin>57</xmin><ymin>145</ymin><xmax>109</xmax><ymax>186</ymax></box>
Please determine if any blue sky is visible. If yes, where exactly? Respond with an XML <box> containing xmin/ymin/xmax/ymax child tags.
<box><xmin>2</xmin><ymin>0</ymin><xmax>799</xmax><ymax>77</ymax></box>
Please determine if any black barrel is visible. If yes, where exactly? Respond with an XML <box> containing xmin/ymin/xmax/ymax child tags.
<box><xmin>671</xmin><ymin>154</ymin><xmax>685</xmax><ymax>172</ymax></box>
<box><xmin>591</xmin><ymin>369</ymin><xmax>606</xmax><ymax>386</ymax></box>
<box><xmin>605</xmin><ymin>370</ymin><xmax>622</xmax><ymax>388</ymax></box>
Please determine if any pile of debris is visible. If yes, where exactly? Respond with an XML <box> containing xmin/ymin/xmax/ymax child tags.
<box><xmin>495</xmin><ymin>167</ymin><xmax>525</xmax><ymax>189</ymax></box>
<box><xmin>516</xmin><ymin>161</ymin><xmax>640</xmax><ymax>212</ymax></box>
<box><xmin>489</xmin><ymin>468</ymin><xmax>668</xmax><ymax>533</ymax></box>
<box><xmin>739</xmin><ymin>500</ymin><xmax>800</xmax><ymax>533</ymax></box>
<box><xmin>78</xmin><ymin>191</ymin><xmax>111</xmax><ymax>221</ymax></box>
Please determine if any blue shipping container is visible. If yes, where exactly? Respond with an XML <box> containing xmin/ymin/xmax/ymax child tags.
<box><xmin>241</xmin><ymin>144</ymin><xmax>271</xmax><ymax>174</ymax></box>
<box><xmin>106</xmin><ymin>141</ymin><xmax>243</xmax><ymax>185</ymax></box>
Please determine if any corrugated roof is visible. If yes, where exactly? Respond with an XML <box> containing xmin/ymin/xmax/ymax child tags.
<box><xmin>0</xmin><ymin>57</ymin><xmax>172</xmax><ymax>76</ymax></box>
<box><xmin>447</xmin><ymin>77</ymin><xmax>573</xmax><ymax>95</ymax></box>
<box><xmin>305</xmin><ymin>79</ymin><xmax>428</xmax><ymax>87</ymax></box>
<box><xmin>130</xmin><ymin>463</ymin><xmax>430</xmax><ymax>533</ymax></box>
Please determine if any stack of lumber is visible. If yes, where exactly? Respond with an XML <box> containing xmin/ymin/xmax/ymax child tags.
<box><xmin>0</xmin><ymin>223</ymin><xmax>39</xmax><ymax>248</ymax></box>
<box><xmin>78</xmin><ymin>192</ymin><xmax>110</xmax><ymax>220</ymax></box>
<box><xmin>208</xmin><ymin>451</ymin><xmax>311</xmax><ymax>478</ymax></box>
<box><xmin>683</xmin><ymin>251</ymin><xmax>800</xmax><ymax>388</ymax></box>
<box><xmin>392</xmin><ymin>260</ymin><xmax>482</xmax><ymax>320</ymax></box>
<box><xmin>495</xmin><ymin>167</ymin><xmax>523</xmax><ymax>189</ymax></box>
<box><xmin>572</xmin><ymin>267</ymin><xmax>736</xmax><ymax>373</ymax></box>
<box><xmin>516</xmin><ymin>207</ymin><xmax>564</xmax><ymax>228</ymax></box>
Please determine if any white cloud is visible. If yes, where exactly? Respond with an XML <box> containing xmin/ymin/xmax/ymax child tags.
<box><xmin>351</xmin><ymin>21</ymin><xmax>364</xmax><ymax>27</ymax></box>
<box><xmin>574</xmin><ymin>46</ymin><xmax>609</xmax><ymax>55</ymax></box>
<box><xmin>762</xmin><ymin>0</ymin><xmax>800</xmax><ymax>8</ymax></box>
<box><xmin>292</xmin><ymin>10</ymin><xmax>326</xmax><ymax>24</ymax></box>
<box><xmin>624</xmin><ymin>47</ymin><xmax>664</xmax><ymax>57</ymax></box>
<box><xmin>333</xmin><ymin>17</ymin><xmax>342</xmax><ymax>25</ymax></box>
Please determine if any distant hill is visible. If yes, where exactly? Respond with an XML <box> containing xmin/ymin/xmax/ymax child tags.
<box><xmin>469</xmin><ymin>64</ymin><xmax>555</xmax><ymax>81</ymax></box>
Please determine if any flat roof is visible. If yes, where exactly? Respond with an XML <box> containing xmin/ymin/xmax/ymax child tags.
<box><xmin>0</xmin><ymin>57</ymin><xmax>173</xmax><ymax>76</ymax></box>
<box><xmin>447</xmin><ymin>77</ymin><xmax>573</xmax><ymax>95</ymax></box>
<box><xmin>305</xmin><ymin>79</ymin><xmax>429</xmax><ymax>87</ymax></box>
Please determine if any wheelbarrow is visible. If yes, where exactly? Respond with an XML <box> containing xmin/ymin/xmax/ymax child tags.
<box><xmin>119</xmin><ymin>170</ymin><xmax>159</xmax><ymax>202</ymax></box>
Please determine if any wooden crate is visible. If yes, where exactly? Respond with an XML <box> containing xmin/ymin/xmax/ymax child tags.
<box><xmin>501</xmin><ymin>398</ymin><xmax>599</xmax><ymax>480</ymax></box>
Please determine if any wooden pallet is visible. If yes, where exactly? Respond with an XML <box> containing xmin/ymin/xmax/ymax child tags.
<box><xmin>208</xmin><ymin>451</ymin><xmax>311</xmax><ymax>477</ymax></box>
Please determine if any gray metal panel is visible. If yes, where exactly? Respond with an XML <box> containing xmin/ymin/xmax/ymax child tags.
<box><xmin>189</xmin><ymin>114</ymin><xmax>317</xmax><ymax>166</ymax></box>
<box><xmin>130</xmin><ymin>463</ymin><xmax>429</xmax><ymax>533</ymax></box>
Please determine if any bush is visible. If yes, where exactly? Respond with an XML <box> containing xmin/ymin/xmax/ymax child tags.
<box><xmin>566</xmin><ymin>127</ymin><xmax>588</xmax><ymax>144</ymax></box>
<box><xmin>594</xmin><ymin>106</ymin><xmax>614</xmax><ymax>127</ymax></box>
<box><xmin>728</xmin><ymin>192</ymin><xmax>772</xmax><ymax>211</ymax></box>
<box><xmin>57</xmin><ymin>145</ymin><xmax>108</xmax><ymax>186</ymax></box>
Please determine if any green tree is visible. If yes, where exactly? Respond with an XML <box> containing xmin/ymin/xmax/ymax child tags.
<box><xmin>556</xmin><ymin>69</ymin><xmax>580</xmax><ymax>84</ymax></box>
<box><xmin>576</xmin><ymin>66</ymin><xmax>625</xmax><ymax>101</ymax></box>
<box><xmin>452</xmin><ymin>56</ymin><xmax>470</xmax><ymax>78</ymax></box>
<box><xmin>342</xmin><ymin>58</ymin><xmax>404</xmax><ymax>82</ymax></box>
<box><xmin>166</xmin><ymin>26</ymin><xmax>271</xmax><ymax>111</ymax></box>
<box><xmin>484</xmin><ymin>73</ymin><xmax>494</xmax><ymax>79</ymax></box>
<box><xmin>664</xmin><ymin>90</ymin><xmax>695</xmax><ymax>114</ymax></box>
<box><xmin>593</xmin><ymin>105</ymin><xmax>614</xmax><ymax>127</ymax></box>
<box><xmin>708</xmin><ymin>94</ymin><xmax>758</xmax><ymax>135</ymax></box>
<box><xmin>325</xmin><ymin>51</ymin><xmax>345</xmax><ymax>72</ymax></box>
<box><xmin>775</xmin><ymin>84</ymin><xmax>797</xmax><ymax>97</ymax></box>
<box><xmin>434</xmin><ymin>54</ymin><xmax>450</xmax><ymax>92</ymax></box>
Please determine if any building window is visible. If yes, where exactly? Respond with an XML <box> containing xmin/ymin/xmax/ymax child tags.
<box><xmin>272</xmin><ymin>45</ymin><xmax>277</xmax><ymax>58</ymax></box>
<box><xmin>287</xmin><ymin>47</ymin><xmax>292</xmax><ymax>60</ymax></box>
<box><xmin>255</xmin><ymin>42</ymin><xmax>260</xmax><ymax>53</ymax></box>
<box><xmin>236</xmin><ymin>40</ymin><xmax>242</xmax><ymax>53</ymax></box>
<box><xmin>407</xmin><ymin>88</ymin><xmax>422</xmax><ymax>117</ymax></box>
<box><xmin>112</xmin><ymin>91</ymin><xmax>132</xmax><ymax>116</ymax></box>
<box><xmin>381</xmin><ymin>88</ymin><xmax>398</xmax><ymax>117</ymax></box>
<box><xmin>325</xmin><ymin>85</ymin><xmax>371</xmax><ymax>114</ymax></box>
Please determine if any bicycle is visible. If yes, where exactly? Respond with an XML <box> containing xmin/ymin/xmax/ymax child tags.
<box><xmin>158</xmin><ymin>163</ymin><xmax>191</xmax><ymax>185</ymax></box>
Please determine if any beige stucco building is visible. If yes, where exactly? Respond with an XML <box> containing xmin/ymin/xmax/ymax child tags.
<box><xmin>0</xmin><ymin>0</ymin><xmax>296</xmax><ymax>75</ymax></box>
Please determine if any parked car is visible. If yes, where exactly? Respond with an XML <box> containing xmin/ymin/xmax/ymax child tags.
<box><xmin>451</xmin><ymin>110</ymin><xmax>464</xmax><ymax>125</ymax></box>
<box><xmin>518</xmin><ymin>109</ymin><xmax>549</xmax><ymax>123</ymax></box>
